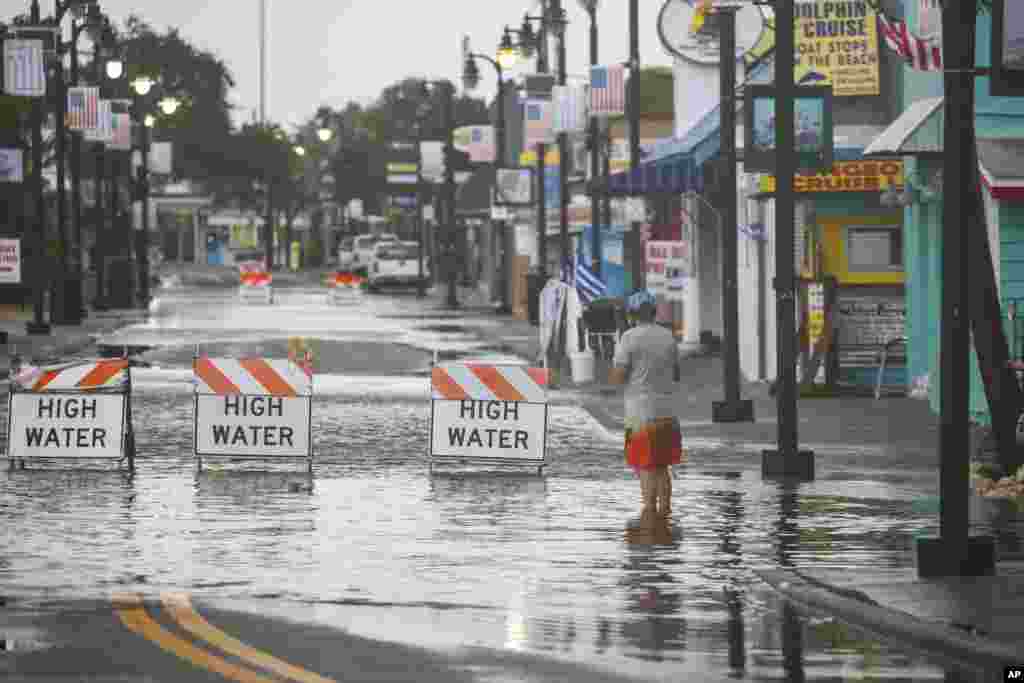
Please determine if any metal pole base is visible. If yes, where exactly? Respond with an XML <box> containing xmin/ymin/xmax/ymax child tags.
<box><xmin>25</xmin><ymin>322</ymin><xmax>51</xmax><ymax>336</ymax></box>
<box><xmin>761</xmin><ymin>449</ymin><xmax>815</xmax><ymax>481</ymax></box>
<box><xmin>915</xmin><ymin>535</ymin><xmax>996</xmax><ymax>578</ymax></box>
<box><xmin>712</xmin><ymin>399</ymin><xmax>755</xmax><ymax>423</ymax></box>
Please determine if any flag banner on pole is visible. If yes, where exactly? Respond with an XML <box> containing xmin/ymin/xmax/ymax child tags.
<box><xmin>66</xmin><ymin>87</ymin><xmax>100</xmax><ymax>130</ymax></box>
<box><xmin>524</xmin><ymin>98</ymin><xmax>555</xmax><ymax>146</ymax></box>
<box><xmin>109</xmin><ymin>112</ymin><xmax>132</xmax><ymax>150</ymax></box>
<box><xmin>84</xmin><ymin>100</ymin><xmax>113</xmax><ymax>142</ymax></box>
<box><xmin>3</xmin><ymin>39</ymin><xmax>46</xmax><ymax>97</ymax></box>
<box><xmin>574</xmin><ymin>252</ymin><xmax>606</xmax><ymax>305</ymax></box>
<box><xmin>877</xmin><ymin>13</ymin><xmax>942</xmax><ymax>71</ymax></box>
<box><xmin>589</xmin><ymin>65</ymin><xmax>626</xmax><ymax>117</ymax></box>
<box><xmin>552</xmin><ymin>85</ymin><xmax>588</xmax><ymax>134</ymax></box>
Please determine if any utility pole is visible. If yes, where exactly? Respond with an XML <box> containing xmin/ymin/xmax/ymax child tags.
<box><xmin>536</xmin><ymin>2</ymin><xmax>550</xmax><ymax>280</ymax></box>
<box><xmin>627</xmin><ymin>0</ymin><xmax>642</xmax><ymax>292</ymax></box>
<box><xmin>915</xmin><ymin>0</ymin><xmax>994</xmax><ymax>578</ymax></box>
<box><xmin>442</xmin><ymin>81</ymin><xmax>458</xmax><ymax>309</ymax></box>
<box><xmin>554</xmin><ymin>1</ymin><xmax>570</xmax><ymax>277</ymax></box>
<box><xmin>584</xmin><ymin>1</ymin><xmax>601</xmax><ymax>277</ymax></box>
<box><xmin>762</xmin><ymin>0</ymin><xmax>813</xmax><ymax>479</ymax></box>
<box><xmin>54</xmin><ymin>18</ymin><xmax>70</xmax><ymax>324</ymax></box>
<box><xmin>26</xmin><ymin>0</ymin><xmax>50</xmax><ymax>334</ymax></box>
<box><xmin>712</xmin><ymin>4</ymin><xmax>754</xmax><ymax>424</ymax></box>
<box><xmin>137</xmin><ymin>115</ymin><xmax>151</xmax><ymax>305</ymax></box>
<box><xmin>69</xmin><ymin>20</ymin><xmax>86</xmax><ymax>320</ymax></box>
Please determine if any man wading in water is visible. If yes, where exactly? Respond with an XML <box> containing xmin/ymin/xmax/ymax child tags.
<box><xmin>610</xmin><ymin>290</ymin><xmax>684</xmax><ymax>519</ymax></box>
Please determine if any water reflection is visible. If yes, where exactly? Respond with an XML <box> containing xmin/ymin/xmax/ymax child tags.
<box><xmin>774</xmin><ymin>483</ymin><xmax>803</xmax><ymax>567</ymax></box>
<box><xmin>620</xmin><ymin>515</ymin><xmax>685</xmax><ymax>661</ymax></box>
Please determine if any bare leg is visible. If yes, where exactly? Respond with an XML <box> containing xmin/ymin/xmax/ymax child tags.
<box><xmin>639</xmin><ymin>470</ymin><xmax>657</xmax><ymax>514</ymax></box>
<box><xmin>657</xmin><ymin>465</ymin><xmax>673</xmax><ymax>516</ymax></box>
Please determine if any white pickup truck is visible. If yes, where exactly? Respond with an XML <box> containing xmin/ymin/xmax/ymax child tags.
<box><xmin>367</xmin><ymin>241</ymin><xmax>429</xmax><ymax>292</ymax></box>
<box><xmin>350</xmin><ymin>233</ymin><xmax>398</xmax><ymax>274</ymax></box>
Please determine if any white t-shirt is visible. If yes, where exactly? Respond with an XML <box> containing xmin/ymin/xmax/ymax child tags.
<box><xmin>613</xmin><ymin>322</ymin><xmax>678</xmax><ymax>423</ymax></box>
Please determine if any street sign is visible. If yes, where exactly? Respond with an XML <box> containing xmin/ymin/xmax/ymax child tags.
<box><xmin>0</xmin><ymin>149</ymin><xmax>24</xmax><ymax>183</ymax></box>
<box><xmin>429</xmin><ymin>363</ymin><xmax>549</xmax><ymax>469</ymax></box>
<box><xmin>2</xmin><ymin>39</ymin><xmax>45</xmax><ymax>97</ymax></box>
<box><xmin>6</xmin><ymin>359</ymin><xmax>132</xmax><ymax>462</ymax></box>
<box><xmin>0</xmin><ymin>237</ymin><xmax>21</xmax><ymax>283</ymax></box>
<box><xmin>193</xmin><ymin>357</ymin><xmax>313</xmax><ymax>460</ymax></box>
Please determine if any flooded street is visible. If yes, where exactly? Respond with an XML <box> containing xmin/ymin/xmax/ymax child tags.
<box><xmin>0</xmin><ymin>284</ymin><xmax>1000</xmax><ymax>681</ymax></box>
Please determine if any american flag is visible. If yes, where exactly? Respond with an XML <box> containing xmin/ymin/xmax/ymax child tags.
<box><xmin>552</xmin><ymin>84</ymin><xmax>587</xmax><ymax>134</ymax></box>
<box><xmin>66</xmin><ymin>87</ymin><xmax>99</xmax><ymax>131</ymax></box>
<box><xmin>590</xmin><ymin>65</ymin><xmax>625</xmax><ymax>118</ymax></box>
<box><xmin>524</xmin><ymin>98</ymin><xmax>555</xmax><ymax>147</ymax></box>
<box><xmin>877</xmin><ymin>13</ymin><xmax>942</xmax><ymax>71</ymax></box>
<box><xmin>84</xmin><ymin>100</ymin><xmax>114</xmax><ymax>142</ymax></box>
<box><xmin>109</xmin><ymin>112</ymin><xmax>132</xmax><ymax>151</ymax></box>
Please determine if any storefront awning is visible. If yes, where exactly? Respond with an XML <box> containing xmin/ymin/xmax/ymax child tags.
<box><xmin>594</xmin><ymin>60</ymin><xmax>774</xmax><ymax>197</ymax></box>
<box><xmin>593</xmin><ymin>104</ymin><xmax>722</xmax><ymax>197</ymax></box>
<box><xmin>978</xmin><ymin>138</ymin><xmax>1024</xmax><ymax>201</ymax></box>
<box><xmin>862</xmin><ymin>97</ymin><xmax>944</xmax><ymax>157</ymax></box>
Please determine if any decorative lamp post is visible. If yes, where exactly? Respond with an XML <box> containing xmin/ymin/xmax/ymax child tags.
<box><xmin>578</xmin><ymin>0</ymin><xmax>601</xmax><ymax>278</ymax></box>
<box><xmin>463</xmin><ymin>45</ymin><xmax>509</xmax><ymax>311</ymax></box>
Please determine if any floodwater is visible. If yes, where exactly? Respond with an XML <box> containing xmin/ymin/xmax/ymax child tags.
<box><xmin>0</xmin><ymin>283</ymin><xmax>1006</xmax><ymax>681</ymax></box>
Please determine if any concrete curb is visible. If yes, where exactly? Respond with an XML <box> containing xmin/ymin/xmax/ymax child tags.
<box><xmin>756</xmin><ymin>568</ymin><xmax>1020</xmax><ymax>675</ymax></box>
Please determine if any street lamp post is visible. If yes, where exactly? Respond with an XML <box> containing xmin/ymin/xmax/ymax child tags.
<box><xmin>66</xmin><ymin>4</ymin><xmax>103</xmax><ymax>322</ymax></box>
<box><xmin>579</xmin><ymin>0</ymin><xmax>601</xmax><ymax>278</ymax></box>
<box><xmin>91</xmin><ymin>25</ymin><xmax>123</xmax><ymax>311</ymax></box>
<box><xmin>463</xmin><ymin>48</ymin><xmax>508</xmax><ymax>310</ymax></box>
<box><xmin>548</xmin><ymin>0</ymin><xmax>570</xmax><ymax>281</ymax></box>
<box><xmin>25</xmin><ymin>0</ymin><xmax>49</xmax><ymax>334</ymax></box>
<box><xmin>441</xmin><ymin>81</ymin><xmax>458</xmax><ymax>309</ymax></box>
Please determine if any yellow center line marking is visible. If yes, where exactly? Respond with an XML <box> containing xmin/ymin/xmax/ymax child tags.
<box><xmin>162</xmin><ymin>592</ymin><xmax>338</xmax><ymax>683</ymax></box>
<box><xmin>113</xmin><ymin>593</ymin><xmax>276</xmax><ymax>683</ymax></box>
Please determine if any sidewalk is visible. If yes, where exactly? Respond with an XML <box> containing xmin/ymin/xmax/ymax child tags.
<box><xmin>436</xmin><ymin>286</ymin><xmax>1024</xmax><ymax>672</ymax></box>
<box><xmin>0</xmin><ymin>304</ymin><xmax>148</xmax><ymax>378</ymax></box>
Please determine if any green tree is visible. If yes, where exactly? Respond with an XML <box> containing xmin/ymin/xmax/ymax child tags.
<box><xmin>114</xmin><ymin>15</ymin><xmax>236</xmax><ymax>182</ymax></box>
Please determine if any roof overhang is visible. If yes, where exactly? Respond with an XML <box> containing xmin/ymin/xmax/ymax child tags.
<box><xmin>978</xmin><ymin>138</ymin><xmax>1024</xmax><ymax>201</ymax></box>
<box><xmin>863</xmin><ymin>97</ymin><xmax>944</xmax><ymax>158</ymax></box>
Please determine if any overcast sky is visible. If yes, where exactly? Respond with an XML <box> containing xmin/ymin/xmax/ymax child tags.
<box><xmin>85</xmin><ymin>0</ymin><xmax>675</xmax><ymax>130</ymax></box>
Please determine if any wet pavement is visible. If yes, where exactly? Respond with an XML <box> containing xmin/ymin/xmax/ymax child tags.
<box><xmin>0</xmin><ymin>279</ymin><xmax>1017</xmax><ymax>681</ymax></box>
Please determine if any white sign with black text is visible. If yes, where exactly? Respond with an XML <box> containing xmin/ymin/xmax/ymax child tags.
<box><xmin>194</xmin><ymin>394</ymin><xmax>311</xmax><ymax>458</ymax></box>
<box><xmin>7</xmin><ymin>394</ymin><xmax>126</xmax><ymax>459</ymax></box>
<box><xmin>0</xmin><ymin>238</ymin><xmax>21</xmax><ymax>284</ymax></box>
<box><xmin>431</xmin><ymin>399</ymin><xmax>547</xmax><ymax>462</ymax></box>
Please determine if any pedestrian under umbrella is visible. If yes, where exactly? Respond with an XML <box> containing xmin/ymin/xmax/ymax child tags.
<box><xmin>610</xmin><ymin>290</ymin><xmax>684</xmax><ymax>519</ymax></box>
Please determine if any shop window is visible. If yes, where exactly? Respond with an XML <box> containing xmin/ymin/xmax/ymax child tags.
<box><xmin>847</xmin><ymin>227</ymin><xmax>902</xmax><ymax>272</ymax></box>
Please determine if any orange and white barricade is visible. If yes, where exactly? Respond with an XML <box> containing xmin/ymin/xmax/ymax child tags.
<box><xmin>6</xmin><ymin>357</ymin><xmax>135</xmax><ymax>470</ymax></box>
<box><xmin>237</xmin><ymin>260</ymin><xmax>273</xmax><ymax>303</ymax></box>
<box><xmin>328</xmin><ymin>271</ymin><xmax>364</xmax><ymax>302</ymax></box>
<box><xmin>192</xmin><ymin>353</ymin><xmax>314</xmax><ymax>470</ymax></box>
<box><xmin>428</xmin><ymin>362</ymin><xmax>549</xmax><ymax>473</ymax></box>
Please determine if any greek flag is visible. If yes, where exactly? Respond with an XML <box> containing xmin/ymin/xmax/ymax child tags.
<box><xmin>563</xmin><ymin>252</ymin><xmax>606</xmax><ymax>305</ymax></box>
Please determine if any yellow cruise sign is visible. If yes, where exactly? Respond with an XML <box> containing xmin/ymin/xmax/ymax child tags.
<box><xmin>758</xmin><ymin>160</ymin><xmax>904</xmax><ymax>193</ymax></box>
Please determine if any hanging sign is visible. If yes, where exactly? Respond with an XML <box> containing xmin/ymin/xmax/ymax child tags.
<box><xmin>0</xmin><ymin>237</ymin><xmax>21</xmax><ymax>283</ymax></box>
<box><xmin>0</xmin><ymin>148</ymin><xmax>24</xmax><ymax>183</ymax></box>
<box><xmin>2</xmin><ymin>38</ymin><xmax>46</xmax><ymax>97</ymax></box>
<box><xmin>794</xmin><ymin>0</ymin><xmax>881</xmax><ymax>96</ymax></box>
<box><xmin>758</xmin><ymin>159</ymin><xmax>904</xmax><ymax>193</ymax></box>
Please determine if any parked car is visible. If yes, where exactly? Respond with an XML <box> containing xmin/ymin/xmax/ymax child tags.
<box><xmin>351</xmin><ymin>233</ymin><xmax>399</xmax><ymax>274</ymax></box>
<box><xmin>337</xmin><ymin>237</ymin><xmax>356</xmax><ymax>271</ymax></box>
<box><xmin>367</xmin><ymin>241</ymin><xmax>428</xmax><ymax>292</ymax></box>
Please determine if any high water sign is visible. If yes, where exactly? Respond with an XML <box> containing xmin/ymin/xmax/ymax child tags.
<box><xmin>429</xmin><ymin>363</ymin><xmax>549</xmax><ymax>465</ymax></box>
